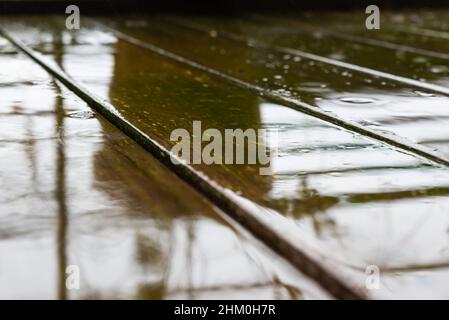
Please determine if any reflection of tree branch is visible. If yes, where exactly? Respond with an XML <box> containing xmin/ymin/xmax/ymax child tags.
<box><xmin>0</xmin><ymin>137</ymin><xmax>57</xmax><ymax>144</ymax></box>
<box><xmin>236</xmin><ymin>236</ymin><xmax>271</xmax><ymax>279</ymax></box>
<box><xmin>272</xmin><ymin>276</ymin><xmax>304</xmax><ymax>300</ymax></box>
<box><xmin>53</xmin><ymin>29</ymin><xmax>68</xmax><ymax>300</ymax></box>
<box><xmin>186</xmin><ymin>219</ymin><xmax>195</xmax><ymax>300</ymax></box>
<box><xmin>165</xmin><ymin>280</ymin><xmax>303</xmax><ymax>299</ymax></box>
<box><xmin>276</xmin><ymin>163</ymin><xmax>431</xmax><ymax>177</ymax></box>
<box><xmin>346</xmin><ymin>186</ymin><xmax>449</xmax><ymax>203</ymax></box>
<box><xmin>55</xmin><ymin>83</ymin><xmax>67</xmax><ymax>300</ymax></box>
<box><xmin>285</xmin><ymin>176</ymin><xmax>340</xmax><ymax>237</ymax></box>
<box><xmin>0</xmin><ymin>110</ymin><xmax>55</xmax><ymax>116</ymax></box>
<box><xmin>0</xmin><ymin>190</ymin><xmax>49</xmax><ymax>203</ymax></box>
<box><xmin>344</xmin><ymin>260</ymin><xmax>449</xmax><ymax>274</ymax></box>
<box><xmin>25</xmin><ymin>117</ymin><xmax>39</xmax><ymax>191</ymax></box>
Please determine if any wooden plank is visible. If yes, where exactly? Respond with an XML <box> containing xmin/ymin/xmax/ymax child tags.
<box><xmin>0</xmin><ymin>27</ymin><xmax>367</xmax><ymax>300</ymax></box>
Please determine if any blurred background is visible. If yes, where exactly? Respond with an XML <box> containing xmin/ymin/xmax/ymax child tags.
<box><xmin>0</xmin><ymin>0</ymin><xmax>448</xmax><ymax>14</ymax></box>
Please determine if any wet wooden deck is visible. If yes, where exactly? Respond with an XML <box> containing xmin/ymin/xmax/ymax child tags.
<box><xmin>1</xmin><ymin>10</ymin><xmax>449</xmax><ymax>299</ymax></box>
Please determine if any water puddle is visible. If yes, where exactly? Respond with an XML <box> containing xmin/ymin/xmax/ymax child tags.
<box><xmin>337</xmin><ymin>96</ymin><xmax>379</xmax><ymax>105</ymax></box>
<box><xmin>0</xmin><ymin>36</ymin><xmax>322</xmax><ymax>299</ymax></box>
<box><xmin>67</xmin><ymin>110</ymin><xmax>96</xmax><ymax>119</ymax></box>
<box><xmin>3</xmin><ymin>13</ymin><xmax>449</xmax><ymax>298</ymax></box>
<box><xmin>92</xmin><ymin>16</ymin><xmax>449</xmax><ymax>158</ymax></box>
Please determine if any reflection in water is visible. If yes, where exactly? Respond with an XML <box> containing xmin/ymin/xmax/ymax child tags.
<box><xmin>115</xmin><ymin>16</ymin><xmax>449</xmax><ymax>158</ymax></box>
<box><xmin>91</xmin><ymin>123</ymin><xmax>311</xmax><ymax>299</ymax></box>
<box><xmin>4</xmin><ymin>13</ymin><xmax>449</xmax><ymax>298</ymax></box>
<box><xmin>0</xmin><ymin>21</ymin><xmax>323</xmax><ymax>299</ymax></box>
<box><xmin>55</xmin><ymin>83</ymin><xmax>68</xmax><ymax>300</ymax></box>
<box><xmin>53</xmin><ymin>29</ymin><xmax>68</xmax><ymax>300</ymax></box>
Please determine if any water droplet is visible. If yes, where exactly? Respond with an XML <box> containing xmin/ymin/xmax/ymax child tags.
<box><xmin>209</xmin><ymin>30</ymin><xmax>218</xmax><ymax>38</ymax></box>
<box><xmin>413</xmin><ymin>90</ymin><xmax>436</xmax><ymax>97</ymax></box>
<box><xmin>296</xmin><ymin>82</ymin><xmax>329</xmax><ymax>93</ymax></box>
<box><xmin>430</xmin><ymin>65</ymin><xmax>449</xmax><ymax>74</ymax></box>
<box><xmin>274</xmin><ymin>75</ymin><xmax>283</xmax><ymax>80</ymax></box>
<box><xmin>339</xmin><ymin>97</ymin><xmax>376</xmax><ymax>104</ymax></box>
<box><xmin>247</xmin><ymin>40</ymin><xmax>257</xmax><ymax>47</ymax></box>
<box><xmin>68</xmin><ymin>110</ymin><xmax>95</xmax><ymax>119</ymax></box>
<box><xmin>413</xmin><ymin>57</ymin><xmax>428</xmax><ymax>64</ymax></box>
<box><xmin>329</xmin><ymin>172</ymin><xmax>342</xmax><ymax>177</ymax></box>
<box><xmin>329</xmin><ymin>52</ymin><xmax>346</xmax><ymax>60</ymax></box>
<box><xmin>313</xmin><ymin>32</ymin><xmax>324</xmax><ymax>39</ymax></box>
<box><xmin>273</xmin><ymin>88</ymin><xmax>292</xmax><ymax>97</ymax></box>
<box><xmin>293</xmin><ymin>56</ymin><xmax>302</xmax><ymax>62</ymax></box>
<box><xmin>359</xmin><ymin>120</ymin><xmax>381</xmax><ymax>127</ymax></box>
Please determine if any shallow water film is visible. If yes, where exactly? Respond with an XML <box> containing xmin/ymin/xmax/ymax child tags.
<box><xmin>2</xmin><ymin>7</ymin><xmax>449</xmax><ymax>300</ymax></box>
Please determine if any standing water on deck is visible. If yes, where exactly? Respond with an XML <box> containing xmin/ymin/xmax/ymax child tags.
<box><xmin>0</xmin><ymin>31</ymin><xmax>326</xmax><ymax>299</ymax></box>
<box><xmin>1</xmin><ymin>10</ymin><xmax>449</xmax><ymax>299</ymax></box>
